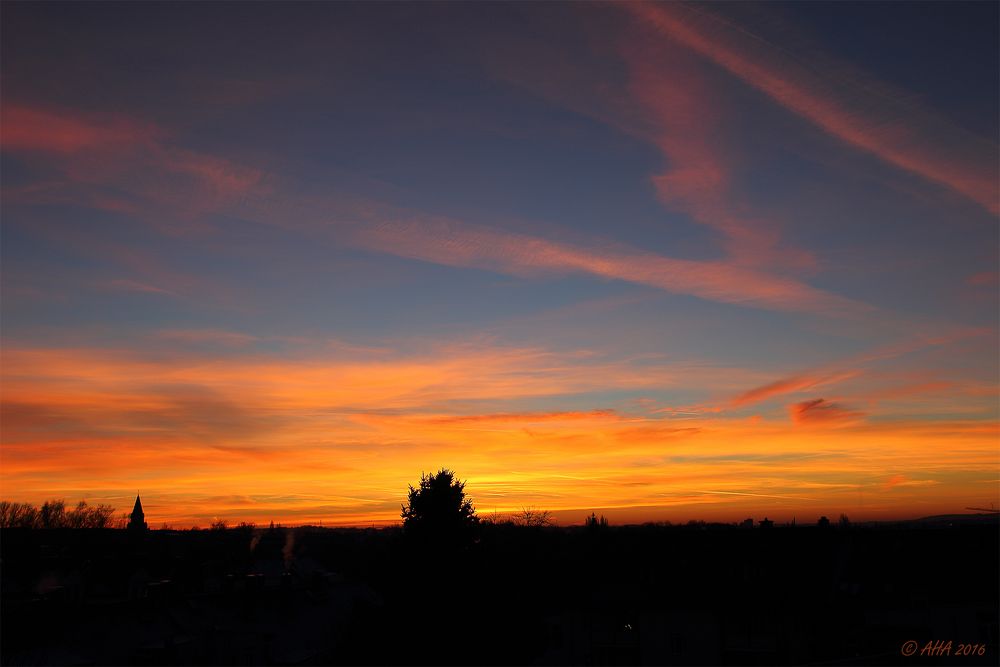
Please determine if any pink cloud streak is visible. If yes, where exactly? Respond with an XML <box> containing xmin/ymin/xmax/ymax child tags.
<box><xmin>1</xmin><ymin>104</ymin><xmax>263</xmax><ymax>219</ymax></box>
<box><xmin>621</xmin><ymin>41</ymin><xmax>818</xmax><ymax>273</ymax></box>
<box><xmin>624</xmin><ymin>2</ymin><xmax>999</xmax><ymax>215</ymax></box>
<box><xmin>347</xmin><ymin>214</ymin><xmax>867</xmax><ymax>315</ymax></box>
<box><xmin>0</xmin><ymin>105</ymin><xmax>160</xmax><ymax>153</ymax></box>
<box><xmin>729</xmin><ymin>327</ymin><xmax>994</xmax><ymax>408</ymax></box>
<box><xmin>732</xmin><ymin>371</ymin><xmax>860</xmax><ymax>407</ymax></box>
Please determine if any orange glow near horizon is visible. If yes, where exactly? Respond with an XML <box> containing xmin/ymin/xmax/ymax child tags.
<box><xmin>3</xmin><ymin>342</ymin><xmax>996</xmax><ymax>528</ymax></box>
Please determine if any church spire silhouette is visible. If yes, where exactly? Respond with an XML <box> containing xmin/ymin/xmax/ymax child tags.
<box><xmin>128</xmin><ymin>492</ymin><xmax>147</xmax><ymax>532</ymax></box>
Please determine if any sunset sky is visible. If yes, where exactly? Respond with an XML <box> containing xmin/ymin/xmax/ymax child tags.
<box><xmin>2</xmin><ymin>1</ymin><xmax>998</xmax><ymax>527</ymax></box>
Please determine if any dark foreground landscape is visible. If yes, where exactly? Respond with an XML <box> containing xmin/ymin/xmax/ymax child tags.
<box><xmin>2</xmin><ymin>516</ymin><xmax>997</xmax><ymax>666</ymax></box>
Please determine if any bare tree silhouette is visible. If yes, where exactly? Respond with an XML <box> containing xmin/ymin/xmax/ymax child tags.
<box><xmin>511</xmin><ymin>507</ymin><xmax>553</xmax><ymax>527</ymax></box>
<box><xmin>0</xmin><ymin>499</ymin><xmax>116</xmax><ymax>528</ymax></box>
<box><xmin>0</xmin><ymin>501</ymin><xmax>38</xmax><ymax>528</ymax></box>
<box><xmin>39</xmin><ymin>500</ymin><xmax>66</xmax><ymax>528</ymax></box>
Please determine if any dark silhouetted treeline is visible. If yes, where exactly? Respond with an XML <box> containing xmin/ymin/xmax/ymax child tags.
<box><xmin>0</xmin><ymin>499</ymin><xmax>119</xmax><ymax>529</ymax></box>
<box><xmin>2</xmin><ymin>516</ymin><xmax>997</xmax><ymax>666</ymax></box>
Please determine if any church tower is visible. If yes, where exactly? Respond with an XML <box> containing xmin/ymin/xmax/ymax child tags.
<box><xmin>128</xmin><ymin>493</ymin><xmax>147</xmax><ymax>532</ymax></box>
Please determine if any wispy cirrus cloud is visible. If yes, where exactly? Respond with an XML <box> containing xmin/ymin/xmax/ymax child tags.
<box><xmin>788</xmin><ymin>398</ymin><xmax>865</xmax><ymax>426</ymax></box>
<box><xmin>1</xmin><ymin>103</ymin><xmax>264</xmax><ymax>222</ymax></box>
<box><xmin>623</xmin><ymin>1</ymin><xmax>999</xmax><ymax>215</ymax></box>
<box><xmin>0</xmin><ymin>342</ymin><xmax>681</xmax><ymax>427</ymax></box>
<box><xmin>219</xmin><ymin>177</ymin><xmax>869</xmax><ymax>316</ymax></box>
<box><xmin>2</xmin><ymin>100</ymin><xmax>858</xmax><ymax>317</ymax></box>
<box><xmin>488</xmin><ymin>16</ymin><xmax>819</xmax><ymax>275</ymax></box>
<box><xmin>620</xmin><ymin>38</ymin><xmax>818</xmax><ymax>273</ymax></box>
<box><xmin>732</xmin><ymin>370</ymin><xmax>860</xmax><ymax>407</ymax></box>
<box><xmin>728</xmin><ymin>327</ymin><xmax>994</xmax><ymax>408</ymax></box>
<box><xmin>342</xmin><ymin>212</ymin><xmax>867</xmax><ymax>315</ymax></box>
<box><xmin>0</xmin><ymin>105</ymin><xmax>161</xmax><ymax>153</ymax></box>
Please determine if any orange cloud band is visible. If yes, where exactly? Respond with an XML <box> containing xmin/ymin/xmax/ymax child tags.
<box><xmin>2</xmin><ymin>343</ymin><xmax>996</xmax><ymax>526</ymax></box>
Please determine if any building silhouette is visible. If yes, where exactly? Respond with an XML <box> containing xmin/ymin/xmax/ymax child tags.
<box><xmin>128</xmin><ymin>493</ymin><xmax>147</xmax><ymax>532</ymax></box>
